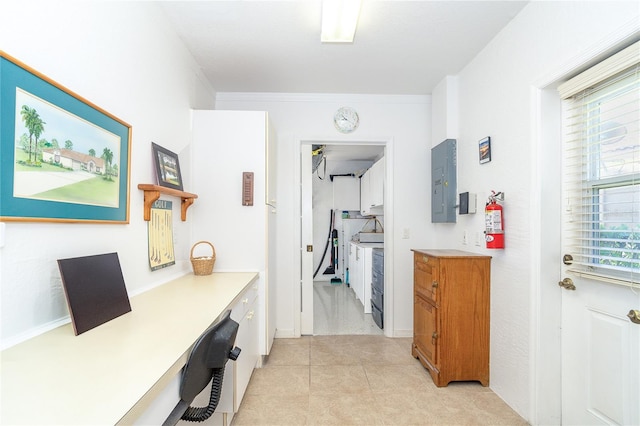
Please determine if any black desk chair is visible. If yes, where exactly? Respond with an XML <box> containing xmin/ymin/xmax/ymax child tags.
<box><xmin>163</xmin><ymin>310</ymin><xmax>241</xmax><ymax>425</ymax></box>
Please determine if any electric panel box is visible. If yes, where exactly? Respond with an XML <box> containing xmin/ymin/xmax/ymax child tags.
<box><xmin>431</xmin><ymin>139</ymin><xmax>457</xmax><ymax>223</ymax></box>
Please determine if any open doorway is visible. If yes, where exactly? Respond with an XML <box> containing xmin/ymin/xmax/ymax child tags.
<box><xmin>300</xmin><ymin>142</ymin><xmax>388</xmax><ymax>336</ymax></box>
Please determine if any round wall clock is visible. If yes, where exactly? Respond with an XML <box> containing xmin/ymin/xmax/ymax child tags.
<box><xmin>333</xmin><ymin>107</ymin><xmax>359</xmax><ymax>133</ymax></box>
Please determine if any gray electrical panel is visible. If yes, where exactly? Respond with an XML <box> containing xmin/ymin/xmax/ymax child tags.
<box><xmin>431</xmin><ymin>139</ymin><xmax>457</xmax><ymax>223</ymax></box>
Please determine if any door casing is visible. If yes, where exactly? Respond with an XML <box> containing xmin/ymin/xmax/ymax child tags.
<box><xmin>531</xmin><ymin>26</ymin><xmax>638</xmax><ymax>424</ymax></box>
<box><xmin>295</xmin><ymin>138</ymin><xmax>394</xmax><ymax>337</ymax></box>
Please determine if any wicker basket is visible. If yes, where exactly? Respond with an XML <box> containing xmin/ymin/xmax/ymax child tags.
<box><xmin>190</xmin><ymin>241</ymin><xmax>216</xmax><ymax>276</ymax></box>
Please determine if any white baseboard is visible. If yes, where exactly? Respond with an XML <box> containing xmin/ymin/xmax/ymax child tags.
<box><xmin>274</xmin><ymin>329</ymin><xmax>298</xmax><ymax>339</ymax></box>
<box><xmin>391</xmin><ymin>329</ymin><xmax>413</xmax><ymax>338</ymax></box>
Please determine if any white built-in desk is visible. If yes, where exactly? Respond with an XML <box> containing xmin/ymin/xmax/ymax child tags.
<box><xmin>0</xmin><ymin>272</ymin><xmax>259</xmax><ymax>425</ymax></box>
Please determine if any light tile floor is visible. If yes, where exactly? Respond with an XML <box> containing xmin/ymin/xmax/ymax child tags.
<box><xmin>313</xmin><ymin>280</ymin><xmax>383</xmax><ymax>335</ymax></box>
<box><xmin>231</xmin><ymin>336</ymin><xmax>529</xmax><ymax>425</ymax></box>
<box><xmin>232</xmin><ymin>281</ymin><xmax>528</xmax><ymax>425</ymax></box>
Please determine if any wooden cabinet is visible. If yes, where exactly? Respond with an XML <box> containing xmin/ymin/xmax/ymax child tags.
<box><xmin>411</xmin><ymin>249</ymin><xmax>491</xmax><ymax>387</ymax></box>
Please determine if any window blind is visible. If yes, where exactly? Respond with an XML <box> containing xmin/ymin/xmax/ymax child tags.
<box><xmin>558</xmin><ymin>41</ymin><xmax>639</xmax><ymax>286</ymax></box>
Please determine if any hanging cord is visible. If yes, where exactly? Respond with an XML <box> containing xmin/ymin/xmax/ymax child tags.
<box><xmin>180</xmin><ymin>368</ymin><xmax>224</xmax><ymax>422</ymax></box>
<box><xmin>313</xmin><ymin>209</ymin><xmax>334</xmax><ymax>278</ymax></box>
<box><xmin>316</xmin><ymin>156</ymin><xmax>327</xmax><ymax>180</ymax></box>
<box><xmin>162</xmin><ymin>368</ymin><xmax>225</xmax><ymax>425</ymax></box>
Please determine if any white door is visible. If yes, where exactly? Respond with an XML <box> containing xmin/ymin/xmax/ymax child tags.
<box><xmin>300</xmin><ymin>144</ymin><xmax>314</xmax><ymax>334</ymax></box>
<box><xmin>560</xmin><ymin>275</ymin><xmax>640</xmax><ymax>425</ymax></box>
<box><xmin>558</xmin><ymin>45</ymin><xmax>640</xmax><ymax>424</ymax></box>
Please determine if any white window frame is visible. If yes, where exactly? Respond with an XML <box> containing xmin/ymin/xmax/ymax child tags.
<box><xmin>558</xmin><ymin>41</ymin><xmax>639</xmax><ymax>286</ymax></box>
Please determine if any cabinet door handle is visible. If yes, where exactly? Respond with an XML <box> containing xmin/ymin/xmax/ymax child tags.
<box><xmin>432</xmin><ymin>281</ymin><xmax>438</xmax><ymax>289</ymax></box>
<box><xmin>243</xmin><ymin>298</ymin><xmax>249</xmax><ymax>304</ymax></box>
<box><xmin>431</xmin><ymin>332</ymin><xmax>438</xmax><ymax>344</ymax></box>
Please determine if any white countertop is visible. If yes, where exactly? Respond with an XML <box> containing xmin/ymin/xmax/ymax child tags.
<box><xmin>350</xmin><ymin>240</ymin><xmax>384</xmax><ymax>249</ymax></box>
<box><xmin>0</xmin><ymin>272</ymin><xmax>258</xmax><ymax>425</ymax></box>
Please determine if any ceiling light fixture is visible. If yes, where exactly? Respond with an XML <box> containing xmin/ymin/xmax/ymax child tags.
<box><xmin>321</xmin><ymin>0</ymin><xmax>362</xmax><ymax>43</ymax></box>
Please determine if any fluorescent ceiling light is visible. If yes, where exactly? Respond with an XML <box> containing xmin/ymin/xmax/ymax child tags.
<box><xmin>321</xmin><ymin>0</ymin><xmax>362</xmax><ymax>43</ymax></box>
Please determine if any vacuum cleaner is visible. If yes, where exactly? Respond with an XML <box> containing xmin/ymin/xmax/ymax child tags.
<box><xmin>313</xmin><ymin>209</ymin><xmax>342</xmax><ymax>284</ymax></box>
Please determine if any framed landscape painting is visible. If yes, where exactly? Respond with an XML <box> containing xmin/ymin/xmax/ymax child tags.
<box><xmin>0</xmin><ymin>51</ymin><xmax>131</xmax><ymax>223</ymax></box>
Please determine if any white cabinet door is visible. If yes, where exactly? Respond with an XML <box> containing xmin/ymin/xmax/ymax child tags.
<box><xmin>347</xmin><ymin>239</ymin><xmax>355</xmax><ymax>287</ymax></box>
<box><xmin>333</xmin><ymin>176</ymin><xmax>360</xmax><ymax>211</ymax></box>
<box><xmin>234</xmin><ymin>296</ymin><xmax>259</xmax><ymax>413</ymax></box>
<box><xmin>370</xmin><ymin>159</ymin><xmax>384</xmax><ymax>207</ymax></box>
<box><xmin>360</xmin><ymin>160</ymin><xmax>384</xmax><ymax>216</ymax></box>
<box><xmin>349</xmin><ymin>243</ymin><xmax>362</xmax><ymax>304</ymax></box>
<box><xmin>349</xmin><ymin>243</ymin><xmax>374</xmax><ymax>314</ymax></box>
<box><xmin>192</xmin><ymin>111</ymin><xmax>267</xmax><ymax>271</ymax></box>
<box><xmin>361</xmin><ymin>247</ymin><xmax>373</xmax><ymax>314</ymax></box>
<box><xmin>192</xmin><ymin>109</ymin><xmax>276</xmax><ymax>358</ymax></box>
<box><xmin>360</xmin><ymin>172</ymin><xmax>371</xmax><ymax>216</ymax></box>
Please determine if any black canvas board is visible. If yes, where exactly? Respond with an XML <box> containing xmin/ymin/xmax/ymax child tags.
<box><xmin>57</xmin><ymin>252</ymin><xmax>132</xmax><ymax>335</ymax></box>
<box><xmin>459</xmin><ymin>192</ymin><xmax>470</xmax><ymax>215</ymax></box>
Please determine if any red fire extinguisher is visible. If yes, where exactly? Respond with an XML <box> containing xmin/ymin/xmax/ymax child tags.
<box><xmin>485</xmin><ymin>191</ymin><xmax>504</xmax><ymax>249</ymax></box>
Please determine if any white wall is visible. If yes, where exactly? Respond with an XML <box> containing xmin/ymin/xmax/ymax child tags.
<box><xmin>0</xmin><ymin>1</ymin><xmax>215</xmax><ymax>347</ymax></box>
<box><xmin>431</xmin><ymin>75</ymin><xmax>459</xmax><ymax>142</ymax></box>
<box><xmin>216</xmin><ymin>93</ymin><xmax>432</xmax><ymax>337</ymax></box>
<box><xmin>430</xmin><ymin>1</ymin><xmax>640</xmax><ymax>422</ymax></box>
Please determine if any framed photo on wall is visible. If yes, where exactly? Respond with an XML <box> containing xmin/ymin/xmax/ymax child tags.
<box><xmin>479</xmin><ymin>136</ymin><xmax>491</xmax><ymax>164</ymax></box>
<box><xmin>0</xmin><ymin>51</ymin><xmax>132</xmax><ymax>223</ymax></box>
<box><xmin>152</xmin><ymin>142</ymin><xmax>183</xmax><ymax>191</ymax></box>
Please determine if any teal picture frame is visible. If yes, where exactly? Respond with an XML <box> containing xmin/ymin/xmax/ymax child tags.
<box><xmin>0</xmin><ymin>51</ymin><xmax>131</xmax><ymax>223</ymax></box>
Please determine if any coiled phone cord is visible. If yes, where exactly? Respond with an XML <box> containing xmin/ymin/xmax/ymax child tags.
<box><xmin>180</xmin><ymin>368</ymin><xmax>224</xmax><ymax>422</ymax></box>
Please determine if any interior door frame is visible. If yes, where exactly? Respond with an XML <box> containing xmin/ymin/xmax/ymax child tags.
<box><xmin>530</xmin><ymin>85</ymin><xmax>563</xmax><ymax>425</ymax></box>
<box><xmin>294</xmin><ymin>138</ymin><xmax>394</xmax><ymax>337</ymax></box>
<box><xmin>299</xmin><ymin>144</ymin><xmax>314</xmax><ymax>335</ymax></box>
